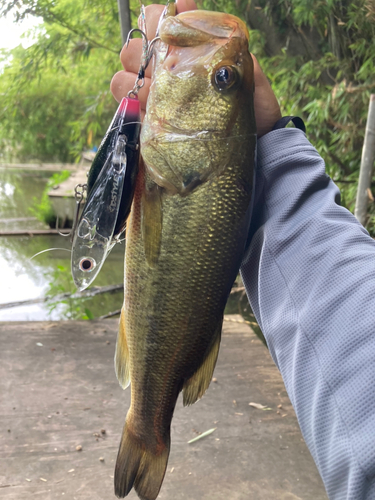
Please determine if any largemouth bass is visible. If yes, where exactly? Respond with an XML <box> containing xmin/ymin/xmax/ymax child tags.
<box><xmin>114</xmin><ymin>10</ymin><xmax>256</xmax><ymax>500</ymax></box>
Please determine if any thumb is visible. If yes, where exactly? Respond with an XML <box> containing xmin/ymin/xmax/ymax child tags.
<box><xmin>251</xmin><ymin>54</ymin><xmax>281</xmax><ymax>137</ymax></box>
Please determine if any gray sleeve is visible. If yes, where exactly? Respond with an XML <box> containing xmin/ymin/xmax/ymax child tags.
<box><xmin>240</xmin><ymin>128</ymin><xmax>375</xmax><ymax>500</ymax></box>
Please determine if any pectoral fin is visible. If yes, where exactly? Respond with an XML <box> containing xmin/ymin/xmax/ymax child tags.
<box><xmin>182</xmin><ymin>323</ymin><xmax>222</xmax><ymax>406</ymax></box>
<box><xmin>141</xmin><ymin>184</ymin><xmax>163</xmax><ymax>268</ymax></box>
<box><xmin>115</xmin><ymin>308</ymin><xmax>130</xmax><ymax>389</ymax></box>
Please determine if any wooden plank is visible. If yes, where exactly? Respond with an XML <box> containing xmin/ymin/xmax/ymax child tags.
<box><xmin>0</xmin><ymin>217</ymin><xmax>38</xmax><ymax>223</ymax></box>
<box><xmin>0</xmin><ymin>319</ymin><xmax>327</xmax><ymax>500</ymax></box>
<box><xmin>48</xmin><ymin>167</ymin><xmax>90</xmax><ymax>199</ymax></box>
<box><xmin>48</xmin><ymin>167</ymin><xmax>90</xmax><ymax>221</ymax></box>
<box><xmin>0</xmin><ymin>163</ymin><xmax>78</xmax><ymax>171</ymax></box>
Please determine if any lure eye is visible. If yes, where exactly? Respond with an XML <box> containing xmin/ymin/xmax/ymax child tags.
<box><xmin>213</xmin><ymin>66</ymin><xmax>238</xmax><ymax>92</ymax></box>
<box><xmin>79</xmin><ymin>257</ymin><xmax>96</xmax><ymax>272</ymax></box>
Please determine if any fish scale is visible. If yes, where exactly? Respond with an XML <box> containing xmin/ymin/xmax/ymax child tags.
<box><xmin>114</xmin><ymin>10</ymin><xmax>256</xmax><ymax>500</ymax></box>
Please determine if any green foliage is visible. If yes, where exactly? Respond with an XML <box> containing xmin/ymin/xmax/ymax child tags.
<box><xmin>259</xmin><ymin>0</ymin><xmax>375</xmax><ymax>233</ymax></box>
<box><xmin>200</xmin><ymin>0</ymin><xmax>375</xmax><ymax>234</ymax></box>
<box><xmin>46</xmin><ymin>264</ymin><xmax>93</xmax><ymax>319</ymax></box>
<box><xmin>29</xmin><ymin>169</ymin><xmax>71</xmax><ymax>225</ymax></box>
<box><xmin>1</xmin><ymin>66</ymin><xmax>87</xmax><ymax>162</ymax></box>
<box><xmin>0</xmin><ymin>0</ymin><xmax>143</xmax><ymax>162</ymax></box>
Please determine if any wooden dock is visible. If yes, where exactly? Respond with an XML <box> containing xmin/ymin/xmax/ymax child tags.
<box><xmin>0</xmin><ymin>161</ymin><xmax>91</xmax><ymax>224</ymax></box>
<box><xmin>48</xmin><ymin>167</ymin><xmax>90</xmax><ymax>222</ymax></box>
<box><xmin>0</xmin><ymin>163</ymin><xmax>78</xmax><ymax>171</ymax></box>
<box><xmin>0</xmin><ymin>317</ymin><xmax>327</xmax><ymax>500</ymax></box>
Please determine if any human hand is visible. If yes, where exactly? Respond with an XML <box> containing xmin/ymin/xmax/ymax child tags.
<box><xmin>110</xmin><ymin>0</ymin><xmax>281</xmax><ymax>137</ymax></box>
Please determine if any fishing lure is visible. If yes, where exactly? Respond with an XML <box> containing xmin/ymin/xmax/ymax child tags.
<box><xmin>71</xmin><ymin>97</ymin><xmax>141</xmax><ymax>291</ymax></box>
<box><xmin>71</xmin><ymin>16</ymin><xmax>157</xmax><ymax>291</ymax></box>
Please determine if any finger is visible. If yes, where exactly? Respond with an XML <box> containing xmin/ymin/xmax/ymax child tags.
<box><xmin>251</xmin><ymin>54</ymin><xmax>271</xmax><ymax>90</ymax></box>
<box><xmin>142</xmin><ymin>5</ymin><xmax>165</xmax><ymax>39</ymax></box>
<box><xmin>141</xmin><ymin>0</ymin><xmax>197</xmax><ymax>41</ymax></box>
<box><xmin>110</xmin><ymin>70</ymin><xmax>151</xmax><ymax>111</ymax></box>
<box><xmin>120</xmin><ymin>38</ymin><xmax>152</xmax><ymax>79</ymax></box>
<box><xmin>176</xmin><ymin>0</ymin><xmax>197</xmax><ymax>12</ymax></box>
<box><xmin>250</xmin><ymin>55</ymin><xmax>281</xmax><ymax>137</ymax></box>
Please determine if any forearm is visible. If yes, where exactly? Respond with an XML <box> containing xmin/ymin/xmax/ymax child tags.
<box><xmin>241</xmin><ymin>128</ymin><xmax>375</xmax><ymax>499</ymax></box>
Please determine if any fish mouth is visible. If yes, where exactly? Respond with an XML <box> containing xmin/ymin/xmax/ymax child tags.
<box><xmin>156</xmin><ymin>10</ymin><xmax>249</xmax><ymax>75</ymax></box>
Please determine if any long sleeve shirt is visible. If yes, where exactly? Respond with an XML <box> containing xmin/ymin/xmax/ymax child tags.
<box><xmin>240</xmin><ymin>128</ymin><xmax>375</xmax><ymax>499</ymax></box>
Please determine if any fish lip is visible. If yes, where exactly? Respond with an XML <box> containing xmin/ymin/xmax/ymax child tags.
<box><xmin>159</xmin><ymin>11</ymin><xmax>249</xmax><ymax>47</ymax></box>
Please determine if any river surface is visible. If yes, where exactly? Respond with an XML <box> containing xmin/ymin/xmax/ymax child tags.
<box><xmin>0</xmin><ymin>168</ymin><xmax>124</xmax><ymax>321</ymax></box>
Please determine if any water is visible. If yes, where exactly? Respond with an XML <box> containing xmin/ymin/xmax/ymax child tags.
<box><xmin>0</xmin><ymin>168</ymin><xmax>124</xmax><ymax>321</ymax></box>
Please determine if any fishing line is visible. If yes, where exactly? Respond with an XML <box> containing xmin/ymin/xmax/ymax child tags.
<box><xmin>30</xmin><ymin>247</ymin><xmax>72</xmax><ymax>261</ymax></box>
<box><xmin>109</xmin><ymin>121</ymin><xmax>143</xmax><ymax>133</ymax></box>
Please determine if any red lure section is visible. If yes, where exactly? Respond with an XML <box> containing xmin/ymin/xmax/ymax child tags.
<box><xmin>119</xmin><ymin>96</ymin><xmax>141</xmax><ymax>119</ymax></box>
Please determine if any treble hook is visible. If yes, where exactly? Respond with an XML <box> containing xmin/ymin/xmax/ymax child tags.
<box><xmin>58</xmin><ymin>183</ymin><xmax>87</xmax><ymax>241</ymax></box>
<box><xmin>125</xmin><ymin>27</ymin><xmax>160</xmax><ymax>98</ymax></box>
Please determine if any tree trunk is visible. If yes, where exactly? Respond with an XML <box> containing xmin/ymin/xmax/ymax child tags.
<box><xmin>117</xmin><ymin>0</ymin><xmax>132</xmax><ymax>46</ymax></box>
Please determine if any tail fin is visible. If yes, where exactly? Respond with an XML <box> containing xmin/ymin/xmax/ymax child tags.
<box><xmin>114</xmin><ymin>421</ymin><xmax>170</xmax><ymax>500</ymax></box>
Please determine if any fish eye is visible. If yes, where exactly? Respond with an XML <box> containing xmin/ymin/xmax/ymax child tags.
<box><xmin>213</xmin><ymin>66</ymin><xmax>239</xmax><ymax>92</ymax></box>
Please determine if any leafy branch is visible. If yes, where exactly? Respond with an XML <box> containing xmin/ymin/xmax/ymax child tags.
<box><xmin>0</xmin><ymin>0</ymin><xmax>120</xmax><ymax>54</ymax></box>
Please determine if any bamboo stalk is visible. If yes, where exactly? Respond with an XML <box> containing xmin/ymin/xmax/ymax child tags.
<box><xmin>117</xmin><ymin>0</ymin><xmax>132</xmax><ymax>46</ymax></box>
<box><xmin>354</xmin><ymin>94</ymin><xmax>375</xmax><ymax>226</ymax></box>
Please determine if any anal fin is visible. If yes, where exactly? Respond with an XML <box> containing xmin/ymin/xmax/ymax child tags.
<box><xmin>182</xmin><ymin>323</ymin><xmax>222</xmax><ymax>406</ymax></box>
<box><xmin>115</xmin><ymin>308</ymin><xmax>130</xmax><ymax>389</ymax></box>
